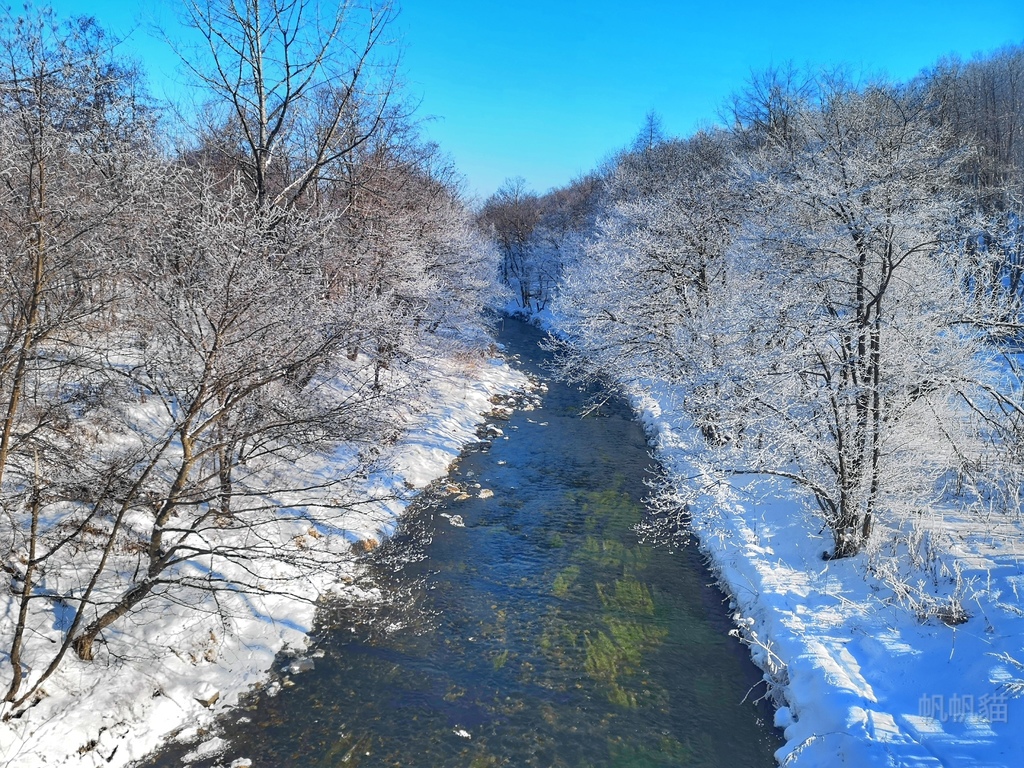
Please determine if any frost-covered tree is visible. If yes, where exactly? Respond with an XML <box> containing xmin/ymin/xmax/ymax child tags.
<box><xmin>0</xmin><ymin>8</ymin><xmax>159</xmax><ymax>703</ymax></box>
<box><xmin>711</xmin><ymin>79</ymin><xmax>976</xmax><ymax>557</ymax></box>
<box><xmin>0</xmin><ymin>3</ymin><xmax>504</xmax><ymax>712</ymax></box>
<box><xmin>555</xmin><ymin>130</ymin><xmax>739</xmax><ymax>433</ymax></box>
<box><xmin>924</xmin><ymin>45</ymin><xmax>1024</xmax><ymax>209</ymax></box>
<box><xmin>66</xmin><ymin>174</ymin><xmax>393</xmax><ymax>663</ymax></box>
<box><xmin>480</xmin><ymin>174</ymin><xmax>603</xmax><ymax>313</ymax></box>
<box><xmin>556</xmin><ymin>75</ymin><xmax>988</xmax><ymax>560</ymax></box>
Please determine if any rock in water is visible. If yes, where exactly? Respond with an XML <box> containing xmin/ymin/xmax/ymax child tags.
<box><xmin>287</xmin><ymin>658</ymin><xmax>315</xmax><ymax>674</ymax></box>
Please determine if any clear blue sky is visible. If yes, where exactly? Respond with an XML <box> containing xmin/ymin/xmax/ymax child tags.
<box><xmin>41</xmin><ymin>0</ymin><xmax>1024</xmax><ymax>199</ymax></box>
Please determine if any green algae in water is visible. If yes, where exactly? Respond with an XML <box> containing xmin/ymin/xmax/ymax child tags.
<box><xmin>584</xmin><ymin>630</ymin><xmax>643</xmax><ymax>707</ymax></box>
<box><xmin>608</xmin><ymin>733</ymin><xmax>699</xmax><ymax>767</ymax></box>
<box><xmin>139</xmin><ymin>320</ymin><xmax>780</xmax><ymax>768</ymax></box>
<box><xmin>577</xmin><ymin>535</ymin><xmax>643</xmax><ymax>569</ymax></box>
<box><xmin>575</xmin><ymin>486</ymin><xmax>646</xmax><ymax>535</ymax></box>
<box><xmin>597</xmin><ymin>576</ymin><xmax>656</xmax><ymax>615</ymax></box>
<box><xmin>552</xmin><ymin>564</ymin><xmax>581</xmax><ymax>597</ymax></box>
<box><xmin>607</xmin><ymin>618</ymin><xmax>668</xmax><ymax>664</ymax></box>
<box><xmin>537</xmin><ymin>490</ymin><xmax>675</xmax><ymax>709</ymax></box>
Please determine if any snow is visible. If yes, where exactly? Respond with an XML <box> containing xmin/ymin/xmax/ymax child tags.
<box><xmin>0</xmin><ymin>347</ymin><xmax>528</xmax><ymax>767</ymax></box>
<box><xmin>628</xmin><ymin>381</ymin><xmax>1024</xmax><ymax>767</ymax></box>
<box><xmin>181</xmin><ymin>737</ymin><xmax>228</xmax><ymax>763</ymax></box>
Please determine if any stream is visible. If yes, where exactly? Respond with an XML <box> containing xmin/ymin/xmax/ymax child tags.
<box><xmin>140</xmin><ymin>317</ymin><xmax>781</xmax><ymax>767</ymax></box>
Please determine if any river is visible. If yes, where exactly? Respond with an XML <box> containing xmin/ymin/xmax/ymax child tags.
<box><xmin>140</xmin><ymin>317</ymin><xmax>781</xmax><ymax>767</ymax></box>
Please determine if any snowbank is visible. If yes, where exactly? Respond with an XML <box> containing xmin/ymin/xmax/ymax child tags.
<box><xmin>0</xmin><ymin>348</ymin><xmax>528</xmax><ymax>768</ymax></box>
<box><xmin>631</xmin><ymin>385</ymin><xmax>1024</xmax><ymax>767</ymax></box>
<box><xmin>524</xmin><ymin>304</ymin><xmax>1024</xmax><ymax>765</ymax></box>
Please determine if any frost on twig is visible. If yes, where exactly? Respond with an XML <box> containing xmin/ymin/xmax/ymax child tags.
<box><xmin>729</xmin><ymin>615</ymin><xmax>789</xmax><ymax>708</ymax></box>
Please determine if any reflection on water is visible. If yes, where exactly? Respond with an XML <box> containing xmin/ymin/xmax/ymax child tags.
<box><xmin>140</xmin><ymin>318</ymin><xmax>780</xmax><ymax>767</ymax></box>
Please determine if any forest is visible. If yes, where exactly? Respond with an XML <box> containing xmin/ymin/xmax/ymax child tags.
<box><xmin>0</xmin><ymin>0</ymin><xmax>504</xmax><ymax>717</ymax></box>
<box><xmin>482</xmin><ymin>48</ymin><xmax>1024</xmax><ymax>619</ymax></box>
<box><xmin>3</xmin><ymin>0</ymin><xmax>1024</xmax><ymax>764</ymax></box>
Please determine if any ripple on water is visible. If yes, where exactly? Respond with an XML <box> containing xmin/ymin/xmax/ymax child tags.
<box><xmin>139</xmin><ymin>318</ymin><xmax>781</xmax><ymax>768</ymax></box>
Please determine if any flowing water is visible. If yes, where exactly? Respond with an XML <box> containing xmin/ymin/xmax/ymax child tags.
<box><xmin>141</xmin><ymin>318</ymin><xmax>781</xmax><ymax>767</ymax></box>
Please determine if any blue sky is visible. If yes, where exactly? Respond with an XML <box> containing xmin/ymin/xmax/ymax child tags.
<box><xmin>41</xmin><ymin>1</ymin><xmax>1024</xmax><ymax>199</ymax></box>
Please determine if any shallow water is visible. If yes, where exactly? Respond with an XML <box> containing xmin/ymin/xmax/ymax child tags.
<box><xmin>141</xmin><ymin>317</ymin><xmax>781</xmax><ymax>767</ymax></box>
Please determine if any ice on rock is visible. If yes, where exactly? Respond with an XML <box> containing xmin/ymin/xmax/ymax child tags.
<box><xmin>286</xmin><ymin>657</ymin><xmax>315</xmax><ymax>674</ymax></box>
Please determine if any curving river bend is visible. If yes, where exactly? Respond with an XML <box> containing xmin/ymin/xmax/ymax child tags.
<box><xmin>141</xmin><ymin>317</ymin><xmax>781</xmax><ymax>767</ymax></box>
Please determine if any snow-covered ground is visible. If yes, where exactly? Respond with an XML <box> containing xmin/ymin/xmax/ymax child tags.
<box><xmin>632</xmin><ymin>383</ymin><xmax>1024</xmax><ymax>767</ymax></box>
<box><xmin>0</xmin><ymin>347</ymin><xmax>528</xmax><ymax>768</ymax></box>
<box><xmin>9</xmin><ymin>307</ymin><xmax>1022</xmax><ymax>768</ymax></box>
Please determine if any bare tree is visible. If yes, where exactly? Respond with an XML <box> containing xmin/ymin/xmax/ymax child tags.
<box><xmin>0</xmin><ymin>8</ymin><xmax>156</xmax><ymax>704</ymax></box>
<box><xmin>479</xmin><ymin>177</ymin><xmax>541</xmax><ymax>310</ymax></box>
<box><xmin>66</xmin><ymin>173</ymin><xmax>393</xmax><ymax>663</ymax></box>
<box><xmin>725</xmin><ymin>62</ymin><xmax>817</xmax><ymax>150</ymax></box>
<box><xmin>177</xmin><ymin>0</ymin><xmax>399</xmax><ymax>212</ymax></box>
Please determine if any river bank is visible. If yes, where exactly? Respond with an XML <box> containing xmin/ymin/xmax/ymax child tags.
<box><xmin>138</xmin><ymin>315</ymin><xmax>780</xmax><ymax>768</ymax></box>
<box><xmin>609</xmin><ymin>361</ymin><xmax>1024</xmax><ymax>766</ymax></box>
<box><xmin>0</xmin><ymin>343</ymin><xmax>528</xmax><ymax>768</ymax></box>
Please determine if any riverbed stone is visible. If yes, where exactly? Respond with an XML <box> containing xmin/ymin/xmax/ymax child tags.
<box><xmin>287</xmin><ymin>658</ymin><xmax>315</xmax><ymax>674</ymax></box>
<box><xmin>194</xmin><ymin>683</ymin><xmax>220</xmax><ymax>708</ymax></box>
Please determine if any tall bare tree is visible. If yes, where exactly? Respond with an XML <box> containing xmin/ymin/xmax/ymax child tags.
<box><xmin>0</xmin><ymin>8</ymin><xmax>156</xmax><ymax>703</ymax></box>
<box><xmin>178</xmin><ymin>0</ymin><xmax>398</xmax><ymax>211</ymax></box>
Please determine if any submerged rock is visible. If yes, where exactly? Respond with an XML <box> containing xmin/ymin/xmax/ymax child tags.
<box><xmin>286</xmin><ymin>657</ymin><xmax>315</xmax><ymax>674</ymax></box>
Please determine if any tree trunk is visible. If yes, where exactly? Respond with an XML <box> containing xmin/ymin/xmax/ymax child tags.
<box><xmin>72</xmin><ymin>580</ymin><xmax>155</xmax><ymax>661</ymax></box>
